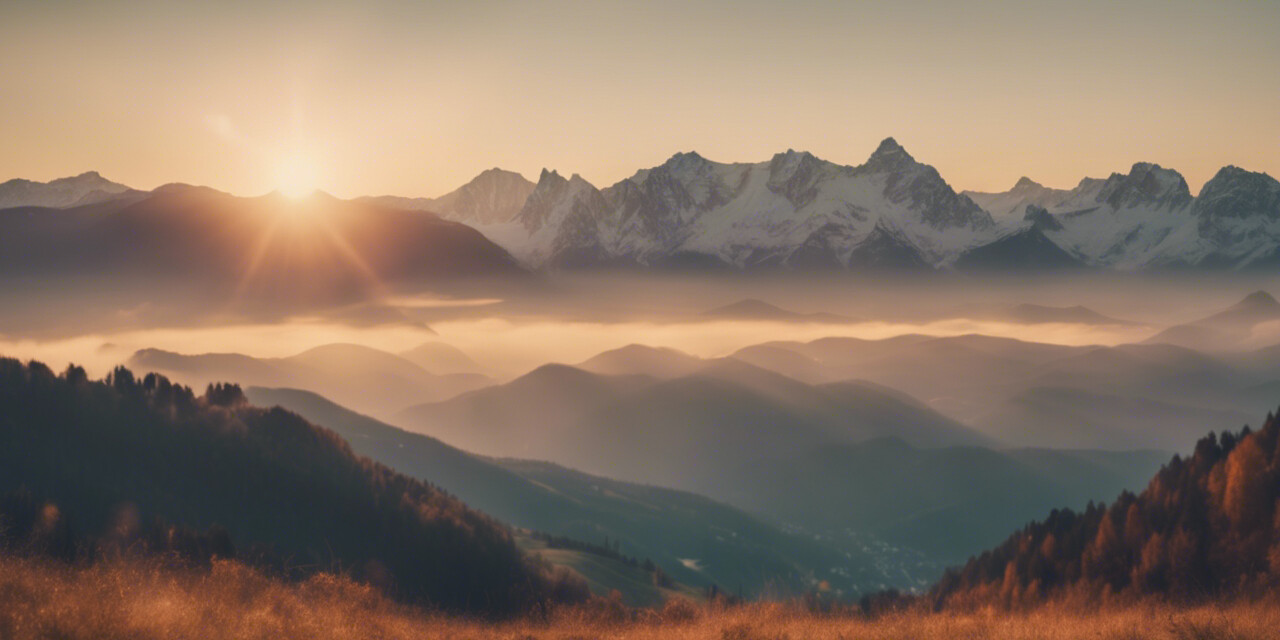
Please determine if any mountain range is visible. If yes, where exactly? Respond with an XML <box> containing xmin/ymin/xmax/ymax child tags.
<box><xmin>0</xmin><ymin>185</ymin><xmax>524</xmax><ymax>305</ymax></box>
<box><xmin>245</xmin><ymin>386</ymin><xmax>889</xmax><ymax>598</ymax></box>
<box><xmin>5</xmin><ymin>139</ymin><xmax>1277</xmax><ymax>273</ymax></box>
<box><xmin>0</xmin><ymin>171</ymin><xmax>143</xmax><ymax>209</ymax></box>
<box><xmin>480</xmin><ymin>139</ymin><xmax>1279</xmax><ymax>271</ymax></box>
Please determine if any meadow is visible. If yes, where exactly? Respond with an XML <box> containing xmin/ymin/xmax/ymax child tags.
<box><xmin>2</xmin><ymin>553</ymin><xmax>1274</xmax><ymax>640</ymax></box>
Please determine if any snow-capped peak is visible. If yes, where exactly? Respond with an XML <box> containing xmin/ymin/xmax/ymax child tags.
<box><xmin>1012</xmin><ymin>177</ymin><xmax>1043</xmax><ymax>191</ymax></box>
<box><xmin>449</xmin><ymin>145</ymin><xmax>1280</xmax><ymax>273</ymax></box>
<box><xmin>1095</xmin><ymin>162</ymin><xmax>1192</xmax><ymax>211</ymax></box>
<box><xmin>861</xmin><ymin>137</ymin><xmax>916</xmax><ymax>173</ymax></box>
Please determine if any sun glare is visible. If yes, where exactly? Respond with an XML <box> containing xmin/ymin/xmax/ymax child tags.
<box><xmin>274</xmin><ymin>153</ymin><xmax>320</xmax><ymax>199</ymax></box>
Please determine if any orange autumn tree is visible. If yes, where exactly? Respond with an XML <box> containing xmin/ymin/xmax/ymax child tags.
<box><xmin>931</xmin><ymin>412</ymin><xmax>1280</xmax><ymax>609</ymax></box>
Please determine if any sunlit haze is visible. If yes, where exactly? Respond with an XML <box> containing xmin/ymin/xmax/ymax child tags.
<box><xmin>2</xmin><ymin>0</ymin><xmax>1277</xmax><ymax>197</ymax></box>
<box><xmin>5</xmin><ymin>0</ymin><xmax>1280</xmax><ymax>631</ymax></box>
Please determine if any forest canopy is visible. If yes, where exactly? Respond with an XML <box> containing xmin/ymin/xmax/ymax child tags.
<box><xmin>0</xmin><ymin>357</ymin><xmax>586</xmax><ymax>615</ymax></box>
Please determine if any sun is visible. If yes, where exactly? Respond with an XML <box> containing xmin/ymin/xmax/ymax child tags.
<box><xmin>274</xmin><ymin>152</ymin><xmax>320</xmax><ymax>199</ymax></box>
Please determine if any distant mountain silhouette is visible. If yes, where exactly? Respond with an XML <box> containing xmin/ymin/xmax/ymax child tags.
<box><xmin>1147</xmin><ymin>291</ymin><xmax>1280</xmax><ymax>350</ymax></box>
<box><xmin>398</xmin><ymin>340</ymin><xmax>487</xmax><ymax>375</ymax></box>
<box><xmin>245</xmin><ymin>386</ymin><xmax>889</xmax><ymax>597</ymax></box>
<box><xmin>394</xmin><ymin>362</ymin><xmax>990</xmax><ymax>496</ymax></box>
<box><xmin>726</xmin><ymin>334</ymin><xmax>1280</xmax><ymax>451</ymax></box>
<box><xmin>930</xmin><ymin>411</ymin><xmax>1280</xmax><ymax>608</ymax></box>
<box><xmin>983</xmin><ymin>303</ymin><xmax>1138</xmax><ymax>326</ymax></box>
<box><xmin>0</xmin><ymin>171</ymin><xmax>140</xmax><ymax>209</ymax></box>
<box><xmin>576</xmin><ymin>344</ymin><xmax>705</xmax><ymax>378</ymax></box>
<box><xmin>701</xmin><ymin>298</ymin><xmax>853</xmax><ymax>322</ymax></box>
<box><xmin>129</xmin><ymin>343</ymin><xmax>490</xmax><ymax>419</ymax></box>
<box><xmin>0</xmin><ymin>186</ymin><xmax>525</xmax><ymax>306</ymax></box>
<box><xmin>0</xmin><ymin>357</ymin><xmax>579</xmax><ymax>614</ymax></box>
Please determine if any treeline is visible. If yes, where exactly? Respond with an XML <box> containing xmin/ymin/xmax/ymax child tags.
<box><xmin>0</xmin><ymin>358</ymin><xmax>588</xmax><ymax>615</ymax></box>
<box><xmin>928</xmin><ymin>411</ymin><xmax>1280</xmax><ymax>609</ymax></box>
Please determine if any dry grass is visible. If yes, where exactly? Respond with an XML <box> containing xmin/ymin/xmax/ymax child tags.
<box><xmin>1</xmin><ymin>554</ymin><xmax>1275</xmax><ymax>640</ymax></box>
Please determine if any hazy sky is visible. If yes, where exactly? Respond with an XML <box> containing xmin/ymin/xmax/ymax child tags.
<box><xmin>2</xmin><ymin>0</ymin><xmax>1277</xmax><ymax>198</ymax></box>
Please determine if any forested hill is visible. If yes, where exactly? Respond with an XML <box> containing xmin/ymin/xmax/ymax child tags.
<box><xmin>0</xmin><ymin>358</ymin><xmax>585</xmax><ymax>615</ymax></box>
<box><xmin>930</xmin><ymin>410</ymin><xmax>1280</xmax><ymax>609</ymax></box>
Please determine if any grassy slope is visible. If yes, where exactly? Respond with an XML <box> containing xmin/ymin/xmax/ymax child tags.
<box><xmin>515</xmin><ymin>533</ymin><xmax>703</xmax><ymax>607</ymax></box>
<box><xmin>2</xmin><ymin>552</ymin><xmax>1275</xmax><ymax>640</ymax></box>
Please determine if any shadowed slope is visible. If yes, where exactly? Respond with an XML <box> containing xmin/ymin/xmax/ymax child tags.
<box><xmin>247</xmin><ymin>386</ymin><xmax>890</xmax><ymax>597</ymax></box>
<box><xmin>0</xmin><ymin>358</ymin><xmax>571</xmax><ymax>614</ymax></box>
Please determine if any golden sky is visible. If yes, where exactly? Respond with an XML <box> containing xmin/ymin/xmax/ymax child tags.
<box><xmin>1</xmin><ymin>0</ymin><xmax>1277</xmax><ymax>198</ymax></box>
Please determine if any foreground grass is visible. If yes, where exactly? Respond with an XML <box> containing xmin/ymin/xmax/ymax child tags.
<box><xmin>1</xmin><ymin>554</ymin><xmax>1275</xmax><ymax>640</ymax></box>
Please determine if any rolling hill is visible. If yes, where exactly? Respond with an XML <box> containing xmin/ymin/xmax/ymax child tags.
<box><xmin>246</xmin><ymin>386</ymin><xmax>890</xmax><ymax>597</ymax></box>
<box><xmin>0</xmin><ymin>357</ymin><xmax>572</xmax><ymax>614</ymax></box>
<box><xmin>129</xmin><ymin>343</ymin><xmax>490</xmax><ymax>419</ymax></box>
<box><xmin>1146</xmin><ymin>290</ymin><xmax>1280</xmax><ymax>351</ymax></box>
<box><xmin>394</xmin><ymin>361</ymin><xmax>990</xmax><ymax>494</ymax></box>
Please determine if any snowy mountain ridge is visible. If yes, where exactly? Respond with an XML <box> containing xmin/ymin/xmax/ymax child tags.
<box><xmin>466</xmin><ymin>141</ymin><xmax>1280</xmax><ymax>271</ymax></box>
<box><xmin>7</xmin><ymin>142</ymin><xmax>1277</xmax><ymax>272</ymax></box>
<box><xmin>492</xmin><ymin>138</ymin><xmax>998</xmax><ymax>269</ymax></box>
<box><xmin>967</xmin><ymin>161</ymin><xmax>1280</xmax><ymax>270</ymax></box>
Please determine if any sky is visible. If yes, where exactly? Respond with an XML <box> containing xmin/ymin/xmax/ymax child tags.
<box><xmin>1</xmin><ymin>0</ymin><xmax>1277</xmax><ymax>199</ymax></box>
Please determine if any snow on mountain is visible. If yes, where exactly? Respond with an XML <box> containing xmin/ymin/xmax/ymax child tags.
<box><xmin>495</xmin><ymin>138</ymin><xmax>996</xmax><ymax>269</ymax></box>
<box><xmin>1174</xmin><ymin>166</ymin><xmax>1280</xmax><ymax>268</ymax></box>
<box><xmin>428</xmin><ymin>168</ymin><xmax>535</xmax><ymax>224</ymax></box>
<box><xmin>963</xmin><ymin>177</ymin><xmax>1074</xmax><ymax>221</ymax></box>
<box><xmin>965</xmin><ymin>162</ymin><xmax>1280</xmax><ymax>270</ymax></box>
<box><xmin>1040</xmin><ymin>163</ymin><xmax>1195</xmax><ymax>268</ymax></box>
<box><xmin>363</xmin><ymin>168</ymin><xmax>534</xmax><ymax>225</ymax></box>
<box><xmin>963</xmin><ymin>163</ymin><xmax>1198</xmax><ymax>269</ymax></box>
<box><xmin>17</xmin><ymin>151</ymin><xmax>1272</xmax><ymax>274</ymax></box>
<box><xmin>0</xmin><ymin>171</ymin><xmax>135</xmax><ymax>209</ymax></box>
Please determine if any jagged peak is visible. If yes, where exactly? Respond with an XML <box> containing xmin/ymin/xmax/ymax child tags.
<box><xmin>875</xmin><ymin>137</ymin><xmax>905</xmax><ymax>155</ymax></box>
<box><xmin>862</xmin><ymin>136</ymin><xmax>917</xmax><ymax>172</ymax></box>
<box><xmin>1203</xmin><ymin>164</ymin><xmax>1277</xmax><ymax>187</ymax></box>
<box><xmin>768</xmin><ymin>148</ymin><xmax>820</xmax><ymax>175</ymax></box>
<box><xmin>1123</xmin><ymin>161</ymin><xmax>1185</xmax><ymax>182</ymax></box>
<box><xmin>1075</xmin><ymin>176</ymin><xmax>1105</xmax><ymax>191</ymax></box>
<box><xmin>665</xmin><ymin>150</ymin><xmax>705</xmax><ymax>163</ymax></box>
<box><xmin>654</xmin><ymin>151</ymin><xmax>714</xmax><ymax>178</ymax></box>
<box><xmin>1013</xmin><ymin>176</ymin><xmax>1042</xmax><ymax>190</ymax></box>
<box><xmin>770</xmin><ymin>148</ymin><xmax>816</xmax><ymax>163</ymax></box>
<box><xmin>1096</xmin><ymin>161</ymin><xmax>1191</xmax><ymax>208</ymax></box>
<box><xmin>535</xmin><ymin>168</ymin><xmax>567</xmax><ymax>186</ymax></box>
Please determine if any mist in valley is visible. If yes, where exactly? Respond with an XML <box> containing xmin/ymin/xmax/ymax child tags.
<box><xmin>6</xmin><ymin>269</ymin><xmax>1280</xmax><ymax>592</ymax></box>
